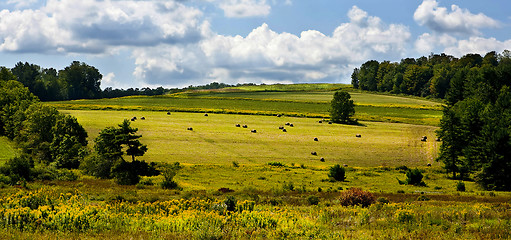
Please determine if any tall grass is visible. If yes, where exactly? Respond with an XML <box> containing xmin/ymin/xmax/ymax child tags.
<box><xmin>0</xmin><ymin>188</ymin><xmax>509</xmax><ymax>239</ymax></box>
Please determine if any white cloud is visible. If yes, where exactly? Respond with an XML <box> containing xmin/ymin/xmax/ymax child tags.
<box><xmin>218</xmin><ymin>0</ymin><xmax>271</xmax><ymax>18</ymax></box>
<box><xmin>415</xmin><ymin>33</ymin><xmax>457</xmax><ymax>54</ymax></box>
<box><xmin>414</xmin><ymin>0</ymin><xmax>499</xmax><ymax>36</ymax></box>
<box><xmin>444</xmin><ymin>37</ymin><xmax>511</xmax><ymax>57</ymax></box>
<box><xmin>132</xmin><ymin>6</ymin><xmax>411</xmax><ymax>87</ymax></box>
<box><xmin>0</xmin><ymin>0</ymin><xmax>204</xmax><ymax>53</ymax></box>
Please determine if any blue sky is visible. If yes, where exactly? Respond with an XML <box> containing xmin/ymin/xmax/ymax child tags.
<box><xmin>0</xmin><ymin>0</ymin><xmax>510</xmax><ymax>89</ymax></box>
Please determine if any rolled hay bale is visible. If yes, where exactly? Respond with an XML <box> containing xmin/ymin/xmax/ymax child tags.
<box><xmin>311</xmin><ymin>151</ymin><xmax>317</xmax><ymax>155</ymax></box>
<box><xmin>242</xmin><ymin>125</ymin><xmax>248</xmax><ymax>128</ymax></box>
<box><xmin>235</xmin><ymin>124</ymin><xmax>241</xmax><ymax>127</ymax></box>
<box><xmin>282</xmin><ymin>129</ymin><xmax>287</xmax><ymax>132</ymax></box>
<box><xmin>313</xmin><ymin>137</ymin><xmax>318</xmax><ymax>141</ymax></box>
<box><xmin>141</xmin><ymin>117</ymin><xmax>145</xmax><ymax>120</ymax></box>
<box><xmin>251</xmin><ymin>129</ymin><xmax>257</xmax><ymax>133</ymax></box>
<box><xmin>187</xmin><ymin>127</ymin><xmax>193</xmax><ymax>131</ymax></box>
<box><xmin>320</xmin><ymin>157</ymin><xmax>325</xmax><ymax>162</ymax></box>
<box><xmin>356</xmin><ymin>134</ymin><xmax>361</xmax><ymax>138</ymax></box>
<box><xmin>204</xmin><ymin>113</ymin><xmax>209</xmax><ymax>116</ymax></box>
<box><xmin>167</xmin><ymin>112</ymin><xmax>171</xmax><ymax>115</ymax></box>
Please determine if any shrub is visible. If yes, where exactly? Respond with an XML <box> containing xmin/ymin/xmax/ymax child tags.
<box><xmin>395</xmin><ymin>165</ymin><xmax>409</xmax><ymax>172</ymax></box>
<box><xmin>307</xmin><ymin>195</ymin><xmax>320</xmax><ymax>205</ymax></box>
<box><xmin>80</xmin><ymin>153</ymin><xmax>116</xmax><ymax>179</ymax></box>
<box><xmin>456</xmin><ymin>181</ymin><xmax>466</xmax><ymax>192</ymax></box>
<box><xmin>406</xmin><ymin>168</ymin><xmax>426</xmax><ymax>186</ymax></box>
<box><xmin>377</xmin><ymin>197</ymin><xmax>389</xmax><ymax>204</ymax></box>
<box><xmin>2</xmin><ymin>155</ymin><xmax>34</xmax><ymax>182</ymax></box>
<box><xmin>417</xmin><ymin>195</ymin><xmax>430</xmax><ymax>201</ymax></box>
<box><xmin>112</xmin><ymin>160</ymin><xmax>140</xmax><ymax>185</ymax></box>
<box><xmin>225</xmin><ymin>196</ymin><xmax>236</xmax><ymax>212</ymax></box>
<box><xmin>232</xmin><ymin>161</ymin><xmax>239</xmax><ymax>168</ymax></box>
<box><xmin>339</xmin><ymin>188</ymin><xmax>375</xmax><ymax>207</ymax></box>
<box><xmin>160</xmin><ymin>162</ymin><xmax>180</xmax><ymax>189</ymax></box>
<box><xmin>267</xmin><ymin>162</ymin><xmax>285</xmax><ymax>167</ymax></box>
<box><xmin>328</xmin><ymin>164</ymin><xmax>346</xmax><ymax>181</ymax></box>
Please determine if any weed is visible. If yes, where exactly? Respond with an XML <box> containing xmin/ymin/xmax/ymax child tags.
<box><xmin>339</xmin><ymin>188</ymin><xmax>375</xmax><ymax>207</ymax></box>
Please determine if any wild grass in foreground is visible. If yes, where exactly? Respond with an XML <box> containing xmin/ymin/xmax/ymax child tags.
<box><xmin>0</xmin><ymin>188</ymin><xmax>509</xmax><ymax>239</ymax></box>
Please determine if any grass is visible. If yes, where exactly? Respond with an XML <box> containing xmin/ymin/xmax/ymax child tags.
<box><xmin>63</xmin><ymin>110</ymin><xmax>440</xmax><ymax>168</ymax></box>
<box><xmin>49</xmin><ymin>87</ymin><xmax>443</xmax><ymax>126</ymax></box>
<box><xmin>0</xmin><ymin>136</ymin><xmax>16</xmax><ymax>163</ymax></box>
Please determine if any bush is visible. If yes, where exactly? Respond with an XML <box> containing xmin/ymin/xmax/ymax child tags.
<box><xmin>328</xmin><ymin>164</ymin><xmax>346</xmax><ymax>181</ymax></box>
<box><xmin>111</xmin><ymin>160</ymin><xmax>140</xmax><ymax>185</ymax></box>
<box><xmin>2</xmin><ymin>155</ymin><xmax>34</xmax><ymax>182</ymax></box>
<box><xmin>456</xmin><ymin>181</ymin><xmax>466</xmax><ymax>192</ymax></box>
<box><xmin>307</xmin><ymin>195</ymin><xmax>320</xmax><ymax>205</ymax></box>
<box><xmin>80</xmin><ymin>153</ymin><xmax>116</xmax><ymax>179</ymax></box>
<box><xmin>267</xmin><ymin>162</ymin><xmax>285</xmax><ymax>167</ymax></box>
<box><xmin>339</xmin><ymin>188</ymin><xmax>375</xmax><ymax>207</ymax></box>
<box><xmin>160</xmin><ymin>162</ymin><xmax>180</xmax><ymax>189</ymax></box>
<box><xmin>232</xmin><ymin>161</ymin><xmax>239</xmax><ymax>168</ymax></box>
<box><xmin>377</xmin><ymin>197</ymin><xmax>389</xmax><ymax>204</ymax></box>
<box><xmin>406</xmin><ymin>168</ymin><xmax>426</xmax><ymax>186</ymax></box>
<box><xmin>225</xmin><ymin>196</ymin><xmax>236</xmax><ymax>212</ymax></box>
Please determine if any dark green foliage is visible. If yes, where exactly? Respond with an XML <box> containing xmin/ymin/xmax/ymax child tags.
<box><xmin>267</xmin><ymin>162</ymin><xmax>285</xmax><ymax>167</ymax></box>
<box><xmin>0</xmin><ymin>155</ymin><xmax>34</xmax><ymax>182</ymax></box>
<box><xmin>307</xmin><ymin>195</ymin><xmax>320</xmax><ymax>205</ymax></box>
<box><xmin>112</xmin><ymin>160</ymin><xmax>140</xmax><ymax>185</ymax></box>
<box><xmin>80</xmin><ymin>153</ymin><xmax>116</xmax><ymax>179</ymax></box>
<box><xmin>225</xmin><ymin>196</ymin><xmax>236</xmax><ymax>212</ymax></box>
<box><xmin>328</xmin><ymin>164</ymin><xmax>346</xmax><ymax>181</ymax></box>
<box><xmin>86</xmin><ymin>119</ymin><xmax>154</xmax><ymax>184</ymax></box>
<box><xmin>417</xmin><ymin>195</ymin><xmax>430</xmax><ymax>201</ymax></box>
<box><xmin>406</xmin><ymin>168</ymin><xmax>426</xmax><ymax>186</ymax></box>
<box><xmin>456</xmin><ymin>181</ymin><xmax>466</xmax><ymax>192</ymax></box>
<box><xmin>58</xmin><ymin>61</ymin><xmax>102</xmax><ymax>100</ymax></box>
<box><xmin>339</xmin><ymin>188</ymin><xmax>375</xmax><ymax>207</ymax></box>
<box><xmin>329</xmin><ymin>90</ymin><xmax>355</xmax><ymax>123</ymax></box>
<box><xmin>160</xmin><ymin>162</ymin><xmax>181</xmax><ymax>189</ymax></box>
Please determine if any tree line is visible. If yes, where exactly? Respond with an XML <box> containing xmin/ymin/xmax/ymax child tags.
<box><xmin>8</xmin><ymin>61</ymin><xmax>250</xmax><ymax>100</ymax></box>
<box><xmin>352</xmin><ymin>50</ymin><xmax>511</xmax><ymax>190</ymax></box>
<box><xmin>351</xmin><ymin>51</ymin><xmax>511</xmax><ymax>100</ymax></box>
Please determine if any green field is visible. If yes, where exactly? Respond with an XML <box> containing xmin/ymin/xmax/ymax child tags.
<box><xmin>50</xmin><ymin>86</ymin><xmax>443</xmax><ymax>126</ymax></box>
<box><xmin>65</xmin><ymin>110</ymin><xmax>439</xmax><ymax>168</ymax></box>
<box><xmin>0</xmin><ymin>136</ymin><xmax>16</xmax><ymax>164</ymax></box>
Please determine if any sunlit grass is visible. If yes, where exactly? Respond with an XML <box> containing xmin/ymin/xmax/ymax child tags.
<box><xmin>0</xmin><ymin>136</ymin><xmax>16</xmax><ymax>164</ymax></box>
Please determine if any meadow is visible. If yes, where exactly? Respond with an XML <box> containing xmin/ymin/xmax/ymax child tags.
<box><xmin>1</xmin><ymin>84</ymin><xmax>510</xmax><ymax>239</ymax></box>
<box><xmin>49</xmin><ymin>85</ymin><xmax>443</xmax><ymax>126</ymax></box>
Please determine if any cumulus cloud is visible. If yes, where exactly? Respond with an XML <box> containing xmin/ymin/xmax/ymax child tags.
<box><xmin>0</xmin><ymin>0</ymin><xmax>204</xmax><ymax>53</ymax></box>
<box><xmin>132</xmin><ymin>6</ymin><xmax>411</xmax><ymax>87</ymax></box>
<box><xmin>415</xmin><ymin>33</ymin><xmax>457</xmax><ymax>54</ymax></box>
<box><xmin>414</xmin><ymin>0</ymin><xmax>499</xmax><ymax>36</ymax></box>
<box><xmin>444</xmin><ymin>37</ymin><xmax>511</xmax><ymax>57</ymax></box>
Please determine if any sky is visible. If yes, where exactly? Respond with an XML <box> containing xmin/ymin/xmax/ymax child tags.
<box><xmin>0</xmin><ymin>0</ymin><xmax>510</xmax><ymax>89</ymax></box>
